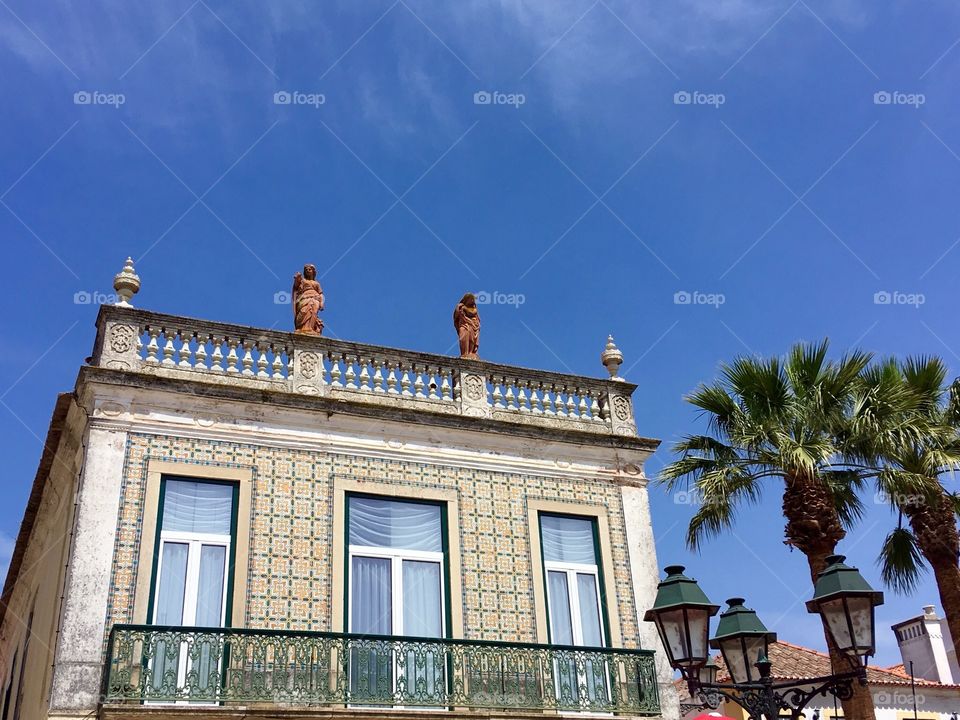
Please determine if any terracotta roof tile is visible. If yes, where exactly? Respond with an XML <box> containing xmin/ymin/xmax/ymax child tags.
<box><xmin>712</xmin><ymin>641</ymin><xmax>959</xmax><ymax>689</ymax></box>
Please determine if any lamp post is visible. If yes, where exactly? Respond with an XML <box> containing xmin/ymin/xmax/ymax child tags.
<box><xmin>646</xmin><ymin>555</ymin><xmax>883</xmax><ymax>720</ymax></box>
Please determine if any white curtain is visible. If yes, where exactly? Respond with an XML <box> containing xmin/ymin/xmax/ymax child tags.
<box><xmin>352</xmin><ymin>556</ymin><xmax>392</xmax><ymax>634</ymax></box>
<box><xmin>349</xmin><ymin>497</ymin><xmax>441</xmax><ymax>552</ymax></box>
<box><xmin>162</xmin><ymin>480</ymin><xmax>233</xmax><ymax>534</ymax></box>
<box><xmin>402</xmin><ymin>561</ymin><xmax>442</xmax><ymax>699</ymax></box>
<box><xmin>576</xmin><ymin>574</ymin><xmax>602</xmax><ymax>646</ymax></box>
<box><xmin>547</xmin><ymin>571</ymin><xmax>573</xmax><ymax>644</ymax></box>
<box><xmin>196</xmin><ymin>545</ymin><xmax>226</xmax><ymax>626</ymax></box>
<box><xmin>402</xmin><ymin>561</ymin><xmax>441</xmax><ymax>637</ymax></box>
<box><xmin>156</xmin><ymin>543</ymin><xmax>188</xmax><ymax>624</ymax></box>
<box><xmin>541</xmin><ymin>515</ymin><xmax>596</xmax><ymax>564</ymax></box>
<box><xmin>351</xmin><ymin>557</ymin><xmax>392</xmax><ymax>701</ymax></box>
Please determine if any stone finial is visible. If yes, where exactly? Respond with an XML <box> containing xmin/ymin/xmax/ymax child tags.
<box><xmin>601</xmin><ymin>335</ymin><xmax>624</xmax><ymax>381</ymax></box>
<box><xmin>113</xmin><ymin>257</ymin><xmax>140</xmax><ymax>307</ymax></box>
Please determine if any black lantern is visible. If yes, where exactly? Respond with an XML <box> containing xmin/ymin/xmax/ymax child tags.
<box><xmin>644</xmin><ymin>566</ymin><xmax>720</xmax><ymax>679</ymax></box>
<box><xmin>709</xmin><ymin>598</ymin><xmax>777</xmax><ymax>684</ymax></box>
<box><xmin>806</xmin><ymin>555</ymin><xmax>883</xmax><ymax>667</ymax></box>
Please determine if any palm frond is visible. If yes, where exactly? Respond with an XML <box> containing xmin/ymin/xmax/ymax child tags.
<box><xmin>877</xmin><ymin>526</ymin><xmax>926</xmax><ymax>595</ymax></box>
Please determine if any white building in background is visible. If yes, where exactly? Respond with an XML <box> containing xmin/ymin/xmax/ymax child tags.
<box><xmin>893</xmin><ymin>605</ymin><xmax>959</xmax><ymax>687</ymax></box>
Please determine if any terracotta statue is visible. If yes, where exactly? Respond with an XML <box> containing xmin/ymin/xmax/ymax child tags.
<box><xmin>292</xmin><ymin>264</ymin><xmax>324</xmax><ymax>335</ymax></box>
<box><xmin>453</xmin><ymin>293</ymin><xmax>480</xmax><ymax>359</ymax></box>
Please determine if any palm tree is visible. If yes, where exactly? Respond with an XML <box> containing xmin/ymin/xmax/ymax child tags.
<box><xmin>659</xmin><ymin>340</ymin><xmax>919</xmax><ymax>720</ymax></box>
<box><xmin>870</xmin><ymin>357</ymin><xmax>960</xmax><ymax>666</ymax></box>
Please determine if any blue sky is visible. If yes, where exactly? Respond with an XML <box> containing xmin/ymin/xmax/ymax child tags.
<box><xmin>2</xmin><ymin>0</ymin><xmax>960</xmax><ymax>666</ymax></box>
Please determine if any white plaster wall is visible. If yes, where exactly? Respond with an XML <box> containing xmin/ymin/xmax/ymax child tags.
<box><xmin>622</xmin><ymin>483</ymin><xmax>681</xmax><ymax>720</ymax></box>
<box><xmin>48</xmin><ymin>425</ymin><xmax>127</xmax><ymax>716</ymax></box>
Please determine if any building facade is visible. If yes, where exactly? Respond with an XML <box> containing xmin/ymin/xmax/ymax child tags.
<box><xmin>0</xmin><ymin>300</ymin><xmax>676</xmax><ymax>720</ymax></box>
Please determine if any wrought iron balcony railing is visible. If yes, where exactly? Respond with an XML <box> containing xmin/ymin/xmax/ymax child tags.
<box><xmin>103</xmin><ymin>625</ymin><xmax>660</xmax><ymax>715</ymax></box>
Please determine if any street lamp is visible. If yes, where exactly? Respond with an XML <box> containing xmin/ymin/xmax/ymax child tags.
<box><xmin>645</xmin><ymin>553</ymin><xmax>883</xmax><ymax>720</ymax></box>
<box><xmin>805</xmin><ymin>554</ymin><xmax>884</xmax><ymax>670</ymax></box>
<box><xmin>710</xmin><ymin>598</ymin><xmax>777</xmax><ymax>684</ymax></box>
<box><xmin>643</xmin><ymin>565</ymin><xmax>719</xmax><ymax>682</ymax></box>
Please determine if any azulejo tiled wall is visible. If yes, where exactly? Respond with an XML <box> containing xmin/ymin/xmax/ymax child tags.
<box><xmin>107</xmin><ymin>433</ymin><xmax>641</xmax><ymax>647</ymax></box>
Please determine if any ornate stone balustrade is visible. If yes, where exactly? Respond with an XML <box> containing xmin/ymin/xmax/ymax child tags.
<box><xmin>92</xmin><ymin>306</ymin><xmax>640</xmax><ymax>437</ymax></box>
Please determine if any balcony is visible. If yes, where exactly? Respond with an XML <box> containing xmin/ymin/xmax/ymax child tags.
<box><xmin>89</xmin><ymin>305</ymin><xmax>646</xmax><ymax>440</ymax></box>
<box><xmin>102</xmin><ymin>625</ymin><xmax>660</xmax><ymax>715</ymax></box>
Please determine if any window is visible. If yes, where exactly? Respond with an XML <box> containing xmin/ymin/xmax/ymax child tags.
<box><xmin>148</xmin><ymin>478</ymin><xmax>237</xmax><ymax>700</ymax></box>
<box><xmin>150</xmin><ymin>479</ymin><xmax>235</xmax><ymax>628</ymax></box>
<box><xmin>540</xmin><ymin>513</ymin><xmax>608</xmax><ymax>707</ymax></box>
<box><xmin>347</xmin><ymin>495</ymin><xmax>446</xmax><ymax>704</ymax></box>
<box><xmin>541</xmin><ymin>514</ymin><xmax>606</xmax><ymax>648</ymax></box>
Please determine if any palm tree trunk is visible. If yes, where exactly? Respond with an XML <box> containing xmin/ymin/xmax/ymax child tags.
<box><xmin>903</xmin><ymin>488</ymin><xmax>960</xmax><ymax>668</ymax></box>
<box><xmin>784</xmin><ymin>472</ymin><xmax>877</xmax><ymax>720</ymax></box>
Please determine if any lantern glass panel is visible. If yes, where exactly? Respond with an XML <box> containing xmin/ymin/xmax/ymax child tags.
<box><xmin>719</xmin><ymin>635</ymin><xmax>766</xmax><ymax>684</ymax></box>
<box><xmin>820</xmin><ymin>597</ymin><xmax>856</xmax><ymax>651</ymax></box>
<box><xmin>655</xmin><ymin>608</ymin><xmax>709</xmax><ymax>667</ymax></box>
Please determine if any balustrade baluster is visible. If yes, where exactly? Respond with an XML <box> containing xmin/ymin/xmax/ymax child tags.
<box><xmin>565</xmin><ymin>390</ymin><xmax>576</xmax><ymax>417</ymax></box>
<box><xmin>589</xmin><ymin>392</ymin><xmax>603</xmax><ymax>422</ymax></box>
<box><xmin>386</xmin><ymin>361</ymin><xmax>399</xmax><ymax>395</ymax></box>
<box><xmin>256</xmin><ymin>343</ymin><xmax>270</xmax><ymax>378</ymax></box>
<box><xmin>225</xmin><ymin>338</ymin><xmax>240</xmax><ymax>374</ymax></box>
<box><xmin>413</xmin><ymin>365</ymin><xmax>425</xmax><ymax>398</ymax></box>
<box><xmin>178</xmin><ymin>331</ymin><xmax>193</xmax><ymax>369</ymax></box>
<box><xmin>505</xmin><ymin>382</ymin><xmax>517</xmax><ymax>411</ymax></box>
<box><xmin>344</xmin><ymin>357</ymin><xmax>357</xmax><ymax>390</ymax></box>
<box><xmin>161</xmin><ymin>329</ymin><xmax>176</xmax><ymax>366</ymax></box>
<box><xmin>370</xmin><ymin>357</ymin><xmax>384</xmax><ymax>393</ymax></box>
<box><xmin>359</xmin><ymin>358</ymin><xmax>372</xmax><ymax>392</ymax></box>
<box><xmin>241</xmin><ymin>341</ymin><xmax>255</xmax><ymax>376</ymax></box>
<box><xmin>492</xmin><ymin>379</ymin><xmax>504</xmax><ymax>409</ymax></box>
<box><xmin>442</xmin><ymin>374</ymin><xmax>452</xmax><ymax>401</ymax></box>
<box><xmin>552</xmin><ymin>385</ymin><xmax>566</xmax><ymax>417</ymax></box>
<box><xmin>329</xmin><ymin>354</ymin><xmax>343</xmax><ymax>387</ymax></box>
<box><xmin>210</xmin><ymin>337</ymin><xmax>224</xmax><ymax>373</ymax></box>
<box><xmin>194</xmin><ymin>334</ymin><xmax>208</xmax><ymax>371</ymax></box>
<box><xmin>272</xmin><ymin>346</ymin><xmax>285</xmax><ymax>378</ymax></box>
<box><xmin>529</xmin><ymin>383</ymin><xmax>543</xmax><ymax>414</ymax></box>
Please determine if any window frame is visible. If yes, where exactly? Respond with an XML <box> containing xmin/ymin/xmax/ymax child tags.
<box><xmin>527</xmin><ymin>500</ymin><xmax>622</xmax><ymax>648</ymax></box>
<box><xmin>331</xmin><ymin>479</ymin><xmax>462</xmax><ymax>640</ymax></box>
<box><xmin>344</xmin><ymin>493</ymin><xmax>449</xmax><ymax>639</ymax></box>
<box><xmin>539</xmin><ymin>513</ymin><xmax>609</xmax><ymax>649</ymax></box>
<box><xmin>146</xmin><ymin>476</ymin><xmax>240</xmax><ymax>629</ymax></box>
<box><xmin>132</xmin><ymin>461</ymin><xmax>251</xmax><ymax>628</ymax></box>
